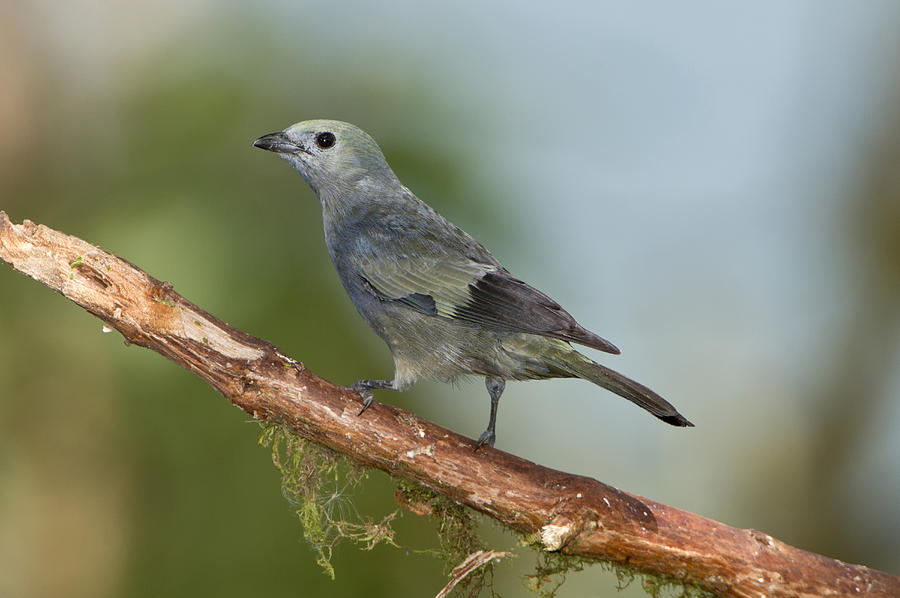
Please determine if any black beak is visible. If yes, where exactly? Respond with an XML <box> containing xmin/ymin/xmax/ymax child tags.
<box><xmin>252</xmin><ymin>132</ymin><xmax>300</xmax><ymax>153</ymax></box>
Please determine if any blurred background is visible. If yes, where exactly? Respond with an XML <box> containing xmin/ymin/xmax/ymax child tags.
<box><xmin>1</xmin><ymin>1</ymin><xmax>899</xmax><ymax>596</ymax></box>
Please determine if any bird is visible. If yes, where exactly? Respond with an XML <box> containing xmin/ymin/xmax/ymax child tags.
<box><xmin>252</xmin><ymin>120</ymin><xmax>692</xmax><ymax>449</ymax></box>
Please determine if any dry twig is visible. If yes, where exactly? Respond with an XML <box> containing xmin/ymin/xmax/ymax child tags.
<box><xmin>434</xmin><ymin>550</ymin><xmax>512</xmax><ymax>598</ymax></box>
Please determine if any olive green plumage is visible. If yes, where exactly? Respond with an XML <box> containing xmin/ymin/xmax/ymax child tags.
<box><xmin>253</xmin><ymin>119</ymin><xmax>692</xmax><ymax>448</ymax></box>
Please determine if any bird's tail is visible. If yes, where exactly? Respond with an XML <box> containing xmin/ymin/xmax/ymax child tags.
<box><xmin>552</xmin><ymin>349</ymin><xmax>693</xmax><ymax>427</ymax></box>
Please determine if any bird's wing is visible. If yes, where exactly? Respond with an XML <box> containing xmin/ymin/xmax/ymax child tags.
<box><xmin>359</xmin><ymin>257</ymin><xmax>620</xmax><ymax>354</ymax></box>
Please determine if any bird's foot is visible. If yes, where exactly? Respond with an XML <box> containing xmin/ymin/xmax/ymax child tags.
<box><xmin>475</xmin><ymin>429</ymin><xmax>495</xmax><ymax>451</ymax></box>
<box><xmin>357</xmin><ymin>392</ymin><xmax>374</xmax><ymax>416</ymax></box>
<box><xmin>346</xmin><ymin>382</ymin><xmax>375</xmax><ymax>416</ymax></box>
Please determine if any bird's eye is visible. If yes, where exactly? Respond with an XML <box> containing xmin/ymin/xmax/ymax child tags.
<box><xmin>316</xmin><ymin>132</ymin><xmax>336</xmax><ymax>149</ymax></box>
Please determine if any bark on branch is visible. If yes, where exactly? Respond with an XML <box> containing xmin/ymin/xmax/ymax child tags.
<box><xmin>1</xmin><ymin>211</ymin><xmax>896</xmax><ymax>598</ymax></box>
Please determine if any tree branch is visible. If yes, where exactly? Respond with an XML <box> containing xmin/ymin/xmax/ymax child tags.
<box><xmin>1</xmin><ymin>211</ymin><xmax>896</xmax><ymax>598</ymax></box>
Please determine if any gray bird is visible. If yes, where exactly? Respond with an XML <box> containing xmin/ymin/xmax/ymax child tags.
<box><xmin>253</xmin><ymin>120</ymin><xmax>692</xmax><ymax>448</ymax></box>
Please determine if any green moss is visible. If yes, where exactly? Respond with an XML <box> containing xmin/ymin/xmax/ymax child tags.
<box><xmin>258</xmin><ymin>424</ymin><xmax>398</xmax><ymax>579</ymax></box>
<box><xmin>395</xmin><ymin>480</ymin><xmax>483</xmax><ymax>566</ymax></box>
<box><xmin>395</xmin><ymin>480</ymin><xmax>494</xmax><ymax>598</ymax></box>
<box><xmin>602</xmin><ymin>560</ymin><xmax>714</xmax><ymax>598</ymax></box>
<box><xmin>524</xmin><ymin>552</ymin><xmax>587</xmax><ymax>597</ymax></box>
<box><xmin>258</xmin><ymin>428</ymin><xmax>711</xmax><ymax>597</ymax></box>
<box><xmin>522</xmin><ymin>549</ymin><xmax>714</xmax><ymax>598</ymax></box>
<box><xmin>70</xmin><ymin>256</ymin><xmax>83</xmax><ymax>268</ymax></box>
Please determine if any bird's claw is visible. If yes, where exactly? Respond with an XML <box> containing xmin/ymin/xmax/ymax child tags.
<box><xmin>357</xmin><ymin>392</ymin><xmax>374</xmax><ymax>416</ymax></box>
<box><xmin>475</xmin><ymin>430</ymin><xmax>495</xmax><ymax>451</ymax></box>
<box><xmin>347</xmin><ymin>383</ymin><xmax>375</xmax><ymax>416</ymax></box>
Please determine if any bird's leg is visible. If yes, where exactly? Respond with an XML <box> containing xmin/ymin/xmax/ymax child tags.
<box><xmin>346</xmin><ymin>379</ymin><xmax>396</xmax><ymax>416</ymax></box>
<box><xmin>476</xmin><ymin>377</ymin><xmax>505</xmax><ymax>450</ymax></box>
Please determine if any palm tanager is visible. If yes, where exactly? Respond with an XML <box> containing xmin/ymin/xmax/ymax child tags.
<box><xmin>253</xmin><ymin>120</ymin><xmax>692</xmax><ymax>448</ymax></box>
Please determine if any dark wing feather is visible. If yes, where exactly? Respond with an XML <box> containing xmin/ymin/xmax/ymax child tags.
<box><xmin>360</xmin><ymin>256</ymin><xmax>619</xmax><ymax>354</ymax></box>
<box><xmin>452</xmin><ymin>270</ymin><xmax>620</xmax><ymax>354</ymax></box>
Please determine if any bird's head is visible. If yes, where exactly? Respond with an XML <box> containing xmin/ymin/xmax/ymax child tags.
<box><xmin>253</xmin><ymin>120</ymin><xmax>399</xmax><ymax>201</ymax></box>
